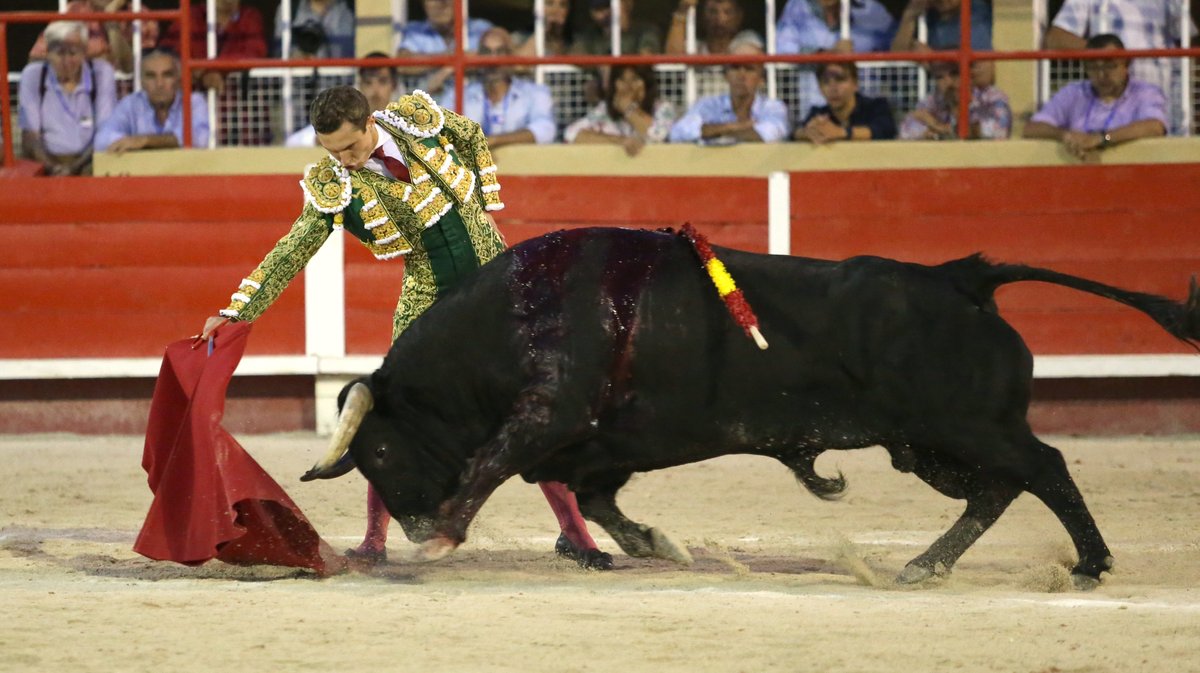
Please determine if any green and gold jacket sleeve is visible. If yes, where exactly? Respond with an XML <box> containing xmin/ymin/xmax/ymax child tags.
<box><xmin>220</xmin><ymin>204</ymin><xmax>333</xmax><ymax>322</ymax></box>
<box><xmin>442</xmin><ymin>108</ymin><xmax>505</xmax><ymax>212</ymax></box>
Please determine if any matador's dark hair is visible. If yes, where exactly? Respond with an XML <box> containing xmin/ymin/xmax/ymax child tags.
<box><xmin>310</xmin><ymin>85</ymin><xmax>371</xmax><ymax>134</ymax></box>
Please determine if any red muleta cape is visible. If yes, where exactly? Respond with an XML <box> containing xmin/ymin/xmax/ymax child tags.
<box><xmin>134</xmin><ymin>323</ymin><xmax>334</xmax><ymax>574</ymax></box>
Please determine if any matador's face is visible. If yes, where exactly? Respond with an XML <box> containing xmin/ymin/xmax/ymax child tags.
<box><xmin>317</xmin><ymin>117</ymin><xmax>378</xmax><ymax>171</ymax></box>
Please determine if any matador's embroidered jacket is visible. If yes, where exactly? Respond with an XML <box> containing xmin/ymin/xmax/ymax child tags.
<box><xmin>220</xmin><ymin>90</ymin><xmax>507</xmax><ymax>339</ymax></box>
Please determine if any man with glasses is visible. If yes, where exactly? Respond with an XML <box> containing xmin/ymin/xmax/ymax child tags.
<box><xmin>668</xmin><ymin>41</ymin><xmax>790</xmax><ymax>145</ymax></box>
<box><xmin>18</xmin><ymin>20</ymin><xmax>117</xmax><ymax>176</ymax></box>
<box><xmin>1045</xmin><ymin>0</ymin><xmax>1196</xmax><ymax>116</ymax></box>
<box><xmin>1024</xmin><ymin>34</ymin><xmax>1166</xmax><ymax>160</ymax></box>
<box><xmin>437</xmin><ymin>27</ymin><xmax>557</xmax><ymax>149</ymax></box>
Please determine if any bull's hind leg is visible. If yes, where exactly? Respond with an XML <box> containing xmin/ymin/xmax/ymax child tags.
<box><xmin>895</xmin><ymin>448</ymin><xmax>1020</xmax><ymax>584</ymax></box>
<box><xmin>576</xmin><ymin>482</ymin><xmax>693</xmax><ymax>564</ymax></box>
<box><xmin>1019</xmin><ymin>437</ymin><xmax>1114</xmax><ymax>589</ymax></box>
<box><xmin>898</xmin><ymin>434</ymin><xmax>1113</xmax><ymax>589</ymax></box>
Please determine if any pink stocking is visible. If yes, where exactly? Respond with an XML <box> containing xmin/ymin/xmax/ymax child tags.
<box><xmin>538</xmin><ymin>481</ymin><xmax>597</xmax><ymax>551</ymax></box>
<box><xmin>355</xmin><ymin>483</ymin><xmax>391</xmax><ymax>553</ymax></box>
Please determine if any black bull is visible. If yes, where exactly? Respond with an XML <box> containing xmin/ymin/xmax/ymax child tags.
<box><xmin>303</xmin><ymin>227</ymin><xmax>1200</xmax><ymax>587</ymax></box>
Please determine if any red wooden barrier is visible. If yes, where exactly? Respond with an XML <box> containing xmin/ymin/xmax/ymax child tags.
<box><xmin>1</xmin><ymin>167</ymin><xmax>1197</xmax><ymax>359</ymax></box>
<box><xmin>791</xmin><ymin>164</ymin><xmax>1200</xmax><ymax>355</ymax></box>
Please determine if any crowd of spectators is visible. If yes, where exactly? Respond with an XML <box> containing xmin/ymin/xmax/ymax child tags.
<box><xmin>13</xmin><ymin>0</ymin><xmax>1197</xmax><ymax>174</ymax></box>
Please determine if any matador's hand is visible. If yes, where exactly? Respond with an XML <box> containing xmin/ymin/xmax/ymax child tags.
<box><xmin>192</xmin><ymin>316</ymin><xmax>228</xmax><ymax>349</ymax></box>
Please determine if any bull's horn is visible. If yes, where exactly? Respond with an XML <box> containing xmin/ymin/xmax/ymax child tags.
<box><xmin>300</xmin><ymin>382</ymin><xmax>374</xmax><ymax>482</ymax></box>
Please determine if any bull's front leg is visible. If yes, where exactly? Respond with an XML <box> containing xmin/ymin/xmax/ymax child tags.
<box><xmin>415</xmin><ymin>387</ymin><xmax>577</xmax><ymax>562</ymax></box>
<box><xmin>415</xmin><ymin>453</ymin><xmax>518</xmax><ymax>562</ymax></box>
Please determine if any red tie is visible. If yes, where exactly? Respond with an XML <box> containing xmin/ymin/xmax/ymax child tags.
<box><xmin>370</xmin><ymin>146</ymin><xmax>410</xmax><ymax>183</ymax></box>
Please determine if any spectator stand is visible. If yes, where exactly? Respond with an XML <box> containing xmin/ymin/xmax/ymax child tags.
<box><xmin>0</xmin><ymin>3</ymin><xmax>183</xmax><ymax>166</ymax></box>
<box><xmin>4</xmin><ymin>1</ymin><xmax>1200</xmax><ymax>154</ymax></box>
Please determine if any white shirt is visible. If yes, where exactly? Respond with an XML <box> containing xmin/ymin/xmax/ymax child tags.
<box><xmin>362</xmin><ymin>125</ymin><xmax>408</xmax><ymax>180</ymax></box>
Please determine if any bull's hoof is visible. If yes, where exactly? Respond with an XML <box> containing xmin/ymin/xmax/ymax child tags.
<box><xmin>649</xmin><ymin>527</ymin><xmax>693</xmax><ymax>565</ymax></box>
<box><xmin>896</xmin><ymin>561</ymin><xmax>951</xmax><ymax>585</ymax></box>
<box><xmin>896</xmin><ymin>563</ymin><xmax>933</xmax><ymax>585</ymax></box>
<box><xmin>1070</xmin><ymin>555</ymin><xmax>1112</xmax><ymax>590</ymax></box>
<box><xmin>1070</xmin><ymin>573</ymin><xmax>1102</xmax><ymax>591</ymax></box>
<box><xmin>554</xmin><ymin>533</ymin><xmax>614</xmax><ymax>571</ymax></box>
<box><xmin>414</xmin><ymin>536</ymin><xmax>458</xmax><ymax>562</ymax></box>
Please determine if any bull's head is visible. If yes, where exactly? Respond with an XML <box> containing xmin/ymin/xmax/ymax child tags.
<box><xmin>300</xmin><ymin>379</ymin><xmax>446</xmax><ymax>543</ymax></box>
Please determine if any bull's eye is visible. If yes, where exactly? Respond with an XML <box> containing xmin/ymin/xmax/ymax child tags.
<box><xmin>374</xmin><ymin>445</ymin><xmax>387</xmax><ymax>459</ymax></box>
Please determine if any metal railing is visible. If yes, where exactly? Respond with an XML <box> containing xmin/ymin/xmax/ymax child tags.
<box><xmin>4</xmin><ymin>0</ymin><xmax>1200</xmax><ymax>163</ymax></box>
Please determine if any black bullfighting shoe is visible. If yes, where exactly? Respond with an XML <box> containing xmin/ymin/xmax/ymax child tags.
<box><xmin>555</xmin><ymin>533</ymin><xmax>614</xmax><ymax>571</ymax></box>
<box><xmin>344</xmin><ymin>546</ymin><xmax>387</xmax><ymax>565</ymax></box>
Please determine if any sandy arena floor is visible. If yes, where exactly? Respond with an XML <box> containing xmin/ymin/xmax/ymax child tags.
<box><xmin>2</xmin><ymin>433</ymin><xmax>1199</xmax><ymax>673</ymax></box>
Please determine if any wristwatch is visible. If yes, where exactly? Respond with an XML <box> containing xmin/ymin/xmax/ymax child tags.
<box><xmin>1099</xmin><ymin>132</ymin><xmax>1113</xmax><ymax>148</ymax></box>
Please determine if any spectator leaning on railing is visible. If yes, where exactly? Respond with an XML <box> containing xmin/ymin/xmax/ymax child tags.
<box><xmin>795</xmin><ymin>60</ymin><xmax>896</xmax><ymax>144</ymax></box>
<box><xmin>1023</xmin><ymin>33</ymin><xmax>1166</xmax><ymax>160</ymax></box>
<box><xmin>668</xmin><ymin>42</ymin><xmax>790</xmax><ymax>145</ymax></box>
<box><xmin>28</xmin><ymin>0</ymin><xmax>159</xmax><ymax>75</ymax></box>
<box><xmin>565</xmin><ymin>65</ymin><xmax>678</xmax><ymax>156</ymax></box>
<box><xmin>1043</xmin><ymin>0</ymin><xmax>1197</xmax><ymax>112</ymax></box>
<box><xmin>899</xmin><ymin>61</ymin><xmax>1010</xmax><ymax>140</ymax></box>
<box><xmin>95</xmin><ymin>48</ymin><xmax>211</xmax><ymax>154</ymax></box>
<box><xmin>19</xmin><ymin>20</ymin><xmax>117</xmax><ymax>176</ymax></box>
<box><xmin>437</xmin><ymin>28</ymin><xmax>557</xmax><ymax>149</ymax></box>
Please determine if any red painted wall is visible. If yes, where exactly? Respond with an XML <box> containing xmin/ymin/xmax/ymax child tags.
<box><xmin>790</xmin><ymin>165</ymin><xmax>1199</xmax><ymax>354</ymax></box>
<box><xmin>1</xmin><ymin>166</ymin><xmax>1196</xmax><ymax>359</ymax></box>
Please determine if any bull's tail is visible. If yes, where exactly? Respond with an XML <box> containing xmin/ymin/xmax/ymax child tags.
<box><xmin>676</xmin><ymin>223</ymin><xmax>769</xmax><ymax>350</ymax></box>
<box><xmin>941</xmin><ymin>253</ymin><xmax>1200</xmax><ymax>351</ymax></box>
<box><xmin>781</xmin><ymin>449</ymin><xmax>847</xmax><ymax>501</ymax></box>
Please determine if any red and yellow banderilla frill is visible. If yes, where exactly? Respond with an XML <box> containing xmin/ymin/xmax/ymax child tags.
<box><xmin>678</xmin><ymin>223</ymin><xmax>769</xmax><ymax>350</ymax></box>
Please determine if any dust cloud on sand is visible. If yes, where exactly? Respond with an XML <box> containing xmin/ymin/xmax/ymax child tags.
<box><xmin>2</xmin><ymin>434</ymin><xmax>1199</xmax><ymax>673</ymax></box>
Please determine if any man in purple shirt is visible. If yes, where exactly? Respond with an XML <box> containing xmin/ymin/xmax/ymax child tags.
<box><xmin>18</xmin><ymin>20</ymin><xmax>117</xmax><ymax>176</ymax></box>
<box><xmin>95</xmin><ymin>48</ymin><xmax>210</xmax><ymax>153</ymax></box>
<box><xmin>1024</xmin><ymin>33</ymin><xmax>1166</xmax><ymax>160</ymax></box>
